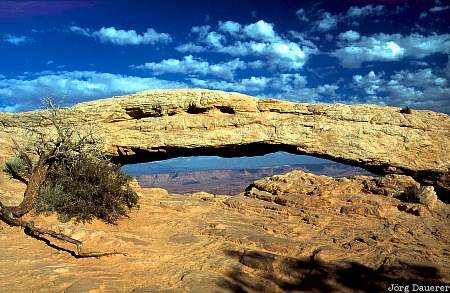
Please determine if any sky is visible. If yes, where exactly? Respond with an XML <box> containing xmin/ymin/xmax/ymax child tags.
<box><xmin>0</xmin><ymin>0</ymin><xmax>449</xmax><ymax>114</ymax></box>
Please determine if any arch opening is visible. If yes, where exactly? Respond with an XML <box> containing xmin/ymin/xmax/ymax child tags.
<box><xmin>121</xmin><ymin>151</ymin><xmax>374</xmax><ymax>195</ymax></box>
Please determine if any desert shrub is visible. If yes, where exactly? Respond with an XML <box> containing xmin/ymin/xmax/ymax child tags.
<box><xmin>400</xmin><ymin>107</ymin><xmax>412</xmax><ymax>114</ymax></box>
<box><xmin>4</xmin><ymin>155</ymin><xmax>31</xmax><ymax>180</ymax></box>
<box><xmin>396</xmin><ymin>185</ymin><xmax>420</xmax><ymax>203</ymax></box>
<box><xmin>36</xmin><ymin>154</ymin><xmax>139</xmax><ymax>224</ymax></box>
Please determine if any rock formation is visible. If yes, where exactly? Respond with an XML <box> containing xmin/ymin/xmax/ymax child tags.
<box><xmin>0</xmin><ymin>89</ymin><xmax>449</xmax><ymax>198</ymax></box>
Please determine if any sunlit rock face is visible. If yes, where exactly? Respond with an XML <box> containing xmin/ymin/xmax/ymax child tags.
<box><xmin>0</xmin><ymin>89</ymin><xmax>449</xmax><ymax>198</ymax></box>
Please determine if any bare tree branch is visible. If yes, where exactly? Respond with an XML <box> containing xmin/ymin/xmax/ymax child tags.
<box><xmin>4</xmin><ymin>163</ymin><xmax>28</xmax><ymax>184</ymax></box>
<box><xmin>0</xmin><ymin>201</ymin><xmax>126</xmax><ymax>258</ymax></box>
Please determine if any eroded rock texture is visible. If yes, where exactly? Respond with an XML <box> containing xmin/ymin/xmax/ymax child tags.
<box><xmin>0</xmin><ymin>89</ymin><xmax>449</xmax><ymax>197</ymax></box>
<box><xmin>1</xmin><ymin>170</ymin><xmax>449</xmax><ymax>292</ymax></box>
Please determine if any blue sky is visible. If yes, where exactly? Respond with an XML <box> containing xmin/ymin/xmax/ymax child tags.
<box><xmin>0</xmin><ymin>0</ymin><xmax>449</xmax><ymax>114</ymax></box>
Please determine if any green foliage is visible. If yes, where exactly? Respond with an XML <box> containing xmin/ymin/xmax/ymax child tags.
<box><xmin>36</xmin><ymin>154</ymin><xmax>139</xmax><ymax>224</ymax></box>
<box><xmin>4</xmin><ymin>155</ymin><xmax>31</xmax><ymax>180</ymax></box>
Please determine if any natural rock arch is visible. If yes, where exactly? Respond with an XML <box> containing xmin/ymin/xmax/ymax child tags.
<box><xmin>1</xmin><ymin>89</ymin><xmax>449</xmax><ymax>198</ymax></box>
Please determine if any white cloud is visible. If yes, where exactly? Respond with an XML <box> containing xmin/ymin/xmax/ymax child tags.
<box><xmin>0</xmin><ymin>71</ymin><xmax>185</xmax><ymax>110</ymax></box>
<box><xmin>243</xmin><ymin>20</ymin><xmax>277</xmax><ymax>41</ymax></box>
<box><xmin>134</xmin><ymin>55</ymin><xmax>246</xmax><ymax>80</ymax></box>
<box><xmin>189</xmin><ymin>78</ymin><xmax>243</xmax><ymax>92</ymax></box>
<box><xmin>190</xmin><ymin>75</ymin><xmax>283</xmax><ymax>94</ymax></box>
<box><xmin>70</xmin><ymin>26</ymin><xmax>172</xmax><ymax>45</ymax></box>
<box><xmin>175</xmin><ymin>43</ymin><xmax>206</xmax><ymax>53</ymax></box>
<box><xmin>296</xmin><ymin>9</ymin><xmax>309</xmax><ymax>22</ymax></box>
<box><xmin>352</xmin><ymin>71</ymin><xmax>384</xmax><ymax>95</ymax></box>
<box><xmin>429</xmin><ymin>5</ymin><xmax>450</xmax><ymax>12</ymax></box>
<box><xmin>241</xmin><ymin>76</ymin><xmax>271</xmax><ymax>91</ymax></box>
<box><xmin>2</xmin><ymin>34</ymin><xmax>31</xmax><ymax>45</ymax></box>
<box><xmin>188</xmin><ymin>73</ymin><xmax>336</xmax><ymax>103</ymax></box>
<box><xmin>217</xmin><ymin>20</ymin><xmax>277</xmax><ymax>41</ymax></box>
<box><xmin>205</xmin><ymin>31</ymin><xmax>225</xmax><ymax>47</ymax></box>
<box><xmin>217</xmin><ymin>40</ymin><xmax>312</xmax><ymax>70</ymax></box>
<box><xmin>352</xmin><ymin>69</ymin><xmax>450</xmax><ymax>113</ymax></box>
<box><xmin>218</xmin><ymin>21</ymin><xmax>242</xmax><ymax>34</ymax></box>
<box><xmin>338</xmin><ymin>30</ymin><xmax>360</xmax><ymax>42</ymax></box>
<box><xmin>346</xmin><ymin>5</ymin><xmax>384</xmax><ymax>18</ymax></box>
<box><xmin>333</xmin><ymin>33</ymin><xmax>450</xmax><ymax>68</ymax></box>
<box><xmin>304</xmin><ymin>5</ymin><xmax>387</xmax><ymax>32</ymax></box>
<box><xmin>69</xmin><ymin>26</ymin><xmax>90</xmax><ymax>37</ymax></box>
<box><xmin>191</xmin><ymin>25</ymin><xmax>211</xmax><ymax>39</ymax></box>
<box><xmin>315</xmin><ymin>12</ymin><xmax>338</xmax><ymax>32</ymax></box>
<box><xmin>292</xmin><ymin>84</ymin><xmax>339</xmax><ymax>102</ymax></box>
<box><xmin>180</xmin><ymin>20</ymin><xmax>317</xmax><ymax>71</ymax></box>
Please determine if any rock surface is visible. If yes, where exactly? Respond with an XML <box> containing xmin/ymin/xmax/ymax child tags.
<box><xmin>0</xmin><ymin>170</ymin><xmax>449</xmax><ymax>292</ymax></box>
<box><xmin>0</xmin><ymin>89</ymin><xmax>449</xmax><ymax>197</ymax></box>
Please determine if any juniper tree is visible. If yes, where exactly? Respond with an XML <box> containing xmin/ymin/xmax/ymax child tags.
<box><xmin>0</xmin><ymin>98</ymin><xmax>138</xmax><ymax>257</ymax></box>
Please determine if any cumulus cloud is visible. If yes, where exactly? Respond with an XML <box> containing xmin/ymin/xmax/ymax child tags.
<box><xmin>190</xmin><ymin>25</ymin><xmax>211</xmax><ymax>39</ymax></box>
<box><xmin>2</xmin><ymin>34</ymin><xmax>31</xmax><ymax>45</ymax></box>
<box><xmin>352</xmin><ymin>71</ymin><xmax>385</xmax><ymax>95</ymax></box>
<box><xmin>218</xmin><ymin>21</ymin><xmax>242</xmax><ymax>34</ymax></box>
<box><xmin>218</xmin><ymin>41</ymin><xmax>312</xmax><ymax>70</ymax></box>
<box><xmin>304</xmin><ymin>5</ymin><xmax>386</xmax><ymax>32</ymax></box>
<box><xmin>175</xmin><ymin>43</ymin><xmax>206</xmax><ymax>53</ymax></box>
<box><xmin>70</xmin><ymin>26</ymin><xmax>172</xmax><ymax>45</ymax></box>
<box><xmin>333</xmin><ymin>33</ymin><xmax>450</xmax><ymax>68</ymax></box>
<box><xmin>190</xmin><ymin>74</ymin><xmax>291</xmax><ymax>94</ymax></box>
<box><xmin>315</xmin><ymin>12</ymin><xmax>338</xmax><ymax>32</ymax></box>
<box><xmin>346</xmin><ymin>5</ymin><xmax>384</xmax><ymax>18</ymax></box>
<box><xmin>0</xmin><ymin>71</ymin><xmax>185</xmax><ymax>111</ymax></box>
<box><xmin>180</xmin><ymin>20</ymin><xmax>317</xmax><ymax>71</ymax></box>
<box><xmin>352</xmin><ymin>69</ymin><xmax>450</xmax><ymax>113</ymax></box>
<box><xmin>134</xmin><ymin>55</ymin><xmax>246</xmax><ymax>80</ymax></box>
<box><xmin>243</xmin><ymin>20</ymin><xmax>277</xmax><ymax>41</ymax></box>
<box><xmin>189</xmin><ymin>73</ymin><xmax>338</xmax><ymax>103</ymax></box>
<box><xmin>217</xmin><ymin>20</ymin><xmax>277</xmax><ymax>41</ymax></box>
<box><xmin>337</xmin><ymin>30</ymin><xmax>360</xmax><ymax>42</ymax></box>
<box><xmin>205</xmin><ymin>31</ymin><xmax>225</xmax><ymax>47</ymax></box>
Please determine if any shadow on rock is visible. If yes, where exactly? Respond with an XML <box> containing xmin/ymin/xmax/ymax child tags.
<box><xmin>218</xmin><ymin>249</ymin><xmax>449</xmax><ymax>293</ymax></box>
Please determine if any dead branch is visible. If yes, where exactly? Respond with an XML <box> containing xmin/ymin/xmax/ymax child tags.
<box><xmin>4</xmin><ymin>164</ymin><xmax>28</xmax><ymax>185</ymax></box>
<box><xmin>0</xmin><ymin>201</ymin><xmax>126</xmax><ymax>258</ymax></box>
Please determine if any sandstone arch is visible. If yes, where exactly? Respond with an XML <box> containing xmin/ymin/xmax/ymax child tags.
<box><xmin>1</xmin><ymin>89</ymin><xmax>449</xmax><ymax>198</ymax></box>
